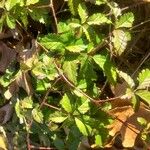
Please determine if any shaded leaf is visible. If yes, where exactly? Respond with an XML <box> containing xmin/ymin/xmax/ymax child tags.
<box><xmin>6</xmin><ymin>15</ymin><xmax>15</xmax><ymax>29</ymax></box>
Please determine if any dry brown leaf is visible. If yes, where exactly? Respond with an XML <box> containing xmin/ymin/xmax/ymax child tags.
<box><xmin>0</xmin><ymin>42</ymin><xmax>16</xmax><ymax>73</ymax></box>
<box><xmin>108</xmin><ymin>106</ymin><xmax>150</xmax><ymax>148</ymax></box>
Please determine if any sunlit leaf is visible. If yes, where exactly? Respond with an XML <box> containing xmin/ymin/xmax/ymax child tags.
<box><xmin>112</xmin><ymin>29</ymin><xmax>129</xmax><ymax>55</ymax></box>
<box><xmin>78</xmin><ymin>3</ymin><xmax>88</xmax><ymax>23</ymax></box>
<box><xmin>136</xmin><ymin>90</ymin><xmax>150</xmax><ymax>105</ymax></box>
<box><xmin>137</xmin><ymin>69</ymin><xmax>150</xmax><ymax>89</ymax></box>
<box><xmin>32</xmin><ymin>108</ymin><xmax>43</xmax><ymax>123</ymax></box>
<box><xmin>75</xmin><ymin>117</ymin><xmax>92</xmax><ymax>136</ymax></box>
<box><xmin>60</xmin><ymin>94</ymin><xmax>72</xmax><ymax>113</ymax></box>
<box><xmin>87</xmin><ymin>13</ymin><xmax>111</xmax><ymax>25</ymax></box>
<box><xmin>116</xmin><ymin>12</ymin><xmax>134</xmax><ymax>28</ymax></box>
<box><xmin>26</xmin><ymin>0</ymin><xmax>39</xmax><ymax>6</ymax></box>
<box><xmin>50</xmin><ymin>117</ymin><xmax>67</xmax><ymax>123</ymax></box>
<box><xmin>5</xmin><ymin>0</ymin><xmax>20</xmax><ymax>10</ymax></box>
<box><xmin>63</xmin><ymin>60</ymin><xmax>78</xmax><ymax>84</ymax></box>
<box><xmin>117</xmin><ymin>70</ymin><xmax>135</xmax><ymax>88</ymax></box>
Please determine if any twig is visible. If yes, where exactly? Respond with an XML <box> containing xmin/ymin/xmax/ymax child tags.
<box><xmin>29</xmin><ymin>145</ymin><xmax>56</xmax><ymax>150</ymax></box>
<box><xmin>43</xmin><ymin>102</ymin><xmax>61</xmax><ymax>111</ymax></box>
<box><xmin>54</xmin><ymin>60</ymin><xmax>122</xmax><ymax>104</ymax></box>
<box><xmin>49</xmin><ymin>0</ymin><xmax>58</xmax><ymax>33</ymax></box>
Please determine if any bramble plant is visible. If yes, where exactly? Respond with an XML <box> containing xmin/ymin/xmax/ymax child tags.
<box><xmin>0</xmin><ymin>0</ymin><xmax>150</xmax><ymax>149</ymax></box>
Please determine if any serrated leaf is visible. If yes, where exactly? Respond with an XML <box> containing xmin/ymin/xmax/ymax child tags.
<box><xmin>137</xmin><ymin>69</ymin><xmax>150</xmax><ymax>89</ymax></box>
<box><xmin>75</xmin><ymin>118</ymin><xmax>91</xmax><ymax>136</ymax></box>
<box><xmin>69</xmin><ymin>23</ymin><xmax>81</xmax><ymax>28</ymax></box>
<box><xmin>93</xmin><ymin>54</ymin><xmax>117</xmax><ymax>84</ymax></box>
<box><xmin>20</xmin><ymin>97</ymin><xmax>33</xmax><ymax>109</ymax></box>
<box><xmin>65</xmin><ymin>45</ymin><xmax>87</xmax><ymax>53</ymax></box>
<box><xmin>116</xmin><ymin>12</ymin><xmax>134</xmax><ymax>28</ymax></box>
<box><xmin>112</xmin><ymin>29</ymin><xmax>129</xmax><ymax>55</ymax></box>
<box><xmin>95</xmin><ymin>0</ymin><xmax>106</xmax><ymax>5</ymax></box>
<box><xmin>5</xmin><ymin>0</ymin><xmax>20</xmax><ymax>10</ymax></box>
<box><xmin>136</xmin><ymin>90</ymin><xmax>150</xmax><ymax>105</ymax></box>
<box><xmin>63</xmin><ymin>60</ymin><xmax>77</xmax><ymax>84</ymax></box>
<box><xmin>87</xmin><ymin>13</ymin><xmax>111</xmax><ymax>25</ymax></box>
<box><xmin>78</xmin><ymin>99</ymin><xmax>90</xmax><ymax>114</ymax></box>
<box><xmin>26</xmin><ymin>0</ymin><xmax>39</xmax><ymax>6</ymax></box>
<box><xmin>117</xmin><ymin>70</ymin><xmax>135</xmax><ymax>88</ymax></box>
<box><xmin>60</xmin><ymin>94</ymin><xmax>72</xmax><ymax>113</ymax></box>
<box><xmin>39</xmin><ymin>34</ymin><xmax>64</xmax><ymax>51</ymax></box>
<box><xmin>78</xmin><ymin>3</ymin><xmax>88</xmax><ymax>23</ymax></box>
<box><xmin>50</xmin><ymin>117</ymin><xmax>67</xmax><ymax>123</ymax></box>
<box><xmin>32</xmin><ymin>108</ymin><xmax>43</xmax><ymax>123</ymax></box>
<box><xmin>68</xmin><ymin>0</ymin><xmax>81</xmax><ymax>15</ymax></box>
<box><xmin>29</xmin><ymin>8</ymin><xmax>48</xmax><ymax>24</ymax></box>
<box><xmin>6</xmin><ymin>15</ymin><xmax>15</xmax><ymax>29</ymax></box>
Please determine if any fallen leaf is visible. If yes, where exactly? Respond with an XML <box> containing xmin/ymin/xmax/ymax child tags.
<box><xmin>108</xmin><ymin>105</ymin><xmax>150</xmax><ymax>148</ymax></box>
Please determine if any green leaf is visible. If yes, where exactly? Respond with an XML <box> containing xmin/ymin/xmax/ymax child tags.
<box><xmin>95</xmin><ymin>135</ymin><xmax>102</xmax><ymax>147</ymax></box>
<box><xmin>60</xmin><ymin>94</ymin><xmax>72</xmax><ymax>113</ymax></box>
<box><xmin>116</xmin><ymin>12</ymin><xmax>134</xmax><ymax>28</ymax></box>
<box><xmin>112</xmin><ymin>29</ymin><xmax>129</xmax><ymax>55</ymax></box>
<box><xmin>32</xmin><ymin>108</ymin><xmax>43</xmax><ymax>123</ymax></box>
<box><xmin>95</xmin><ymin>0</ymin><xmax>106</xmax><ymax>5</ymax></box>
<box><xmin>93</xmin><ymin>54</ymin><xmax>117</xmax><ymax>84</ymax></box>
<box><xmin>6</xmin><ymin>15</ymin><xmax>15</xmax><ymax>29</ymax></box>
<box><xmin>136</xmin><ymin>90</ymin><xmax>150</xmax><ymax>105</ymax></box>
<box><xmin>117</xmin><ymin>70</ymin><xmax>135</xmax><ymax>88</ymax></box>
<box><xmin>68</xmin><ymin>0</ymin><xmax>81</xmax><ymax>15</ymax></box>
<box><xmin>75</xmin><ymin>118</ymin><xmax>91</xmax><ymax>136</ymax></box>
<box><xmin>137</xmin><ymin>117</ymin><xmax>147</xmax><ymax>126</ymax></box>
<box><xmin>26</xmin><ymin>0</ymin><xmax>39</xmax><ymax>6</ymax></box>
<box><xmin>5</xmin><ymin>0</ymin><xmax>20</xmax><ymax>10</ymax></box>
<box><xmin>77</xmin><ymin>99</ymin><xmax>90</xmax><ymax>114</ymax></box>
<box><xmin>78</xmin><ymin>3</ymin><xmax>88</xmax><ymax>23</ymax></box>
<box><xmin>63</xmin><ymin>60</ymin><xmax>77</xmax><ymax>84</ymax></box>
<box><xmin>87</xmin><ymin>13</ymin><xmax>111</xmax><ymax>25</ymax></box>
<box><xmin>69</xmin><ymin>22</ymin><xmax>81</xmax><ymax>28</ymax></box>
<box><xmin>50</xmin><ymin>117</ymin><xmax>67</xmax><ymax>123</ymax></box>
<box><xmin>137</xmin><ymin>69</ymin><xmax>150</xmax><ymax>89</ymax></box>
<box><xmin>39</xmin><ymin>34</ymin><xmax>65</xmax><ymax>51</ymax></box>
<box><xmin>29</xmin><ymin>8</ymin><xmax>48</xmax><ymax>24</ymax></box>
<box><xmin>20</xmin><ymin>97</ymin><xmax>33</xmax><ymax>109</ymax></box>
<box><xmin>65</xmin><ymin>45</ymin><xmax>87</xmax><ymax>53</ymax></box>
<box><xmin>15</xmin><ymin>99</ymin><xmax>24</xmax><ymax>121</ymax></box>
